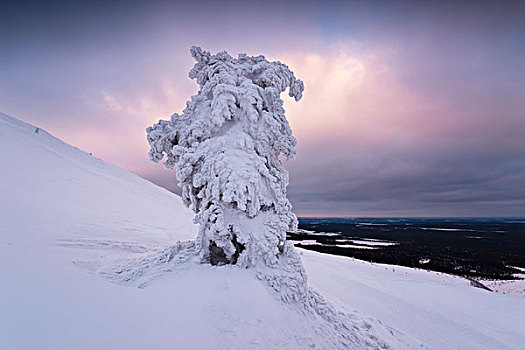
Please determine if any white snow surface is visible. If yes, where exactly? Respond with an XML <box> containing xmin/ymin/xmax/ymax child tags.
<box><xmin>478</xmin><ymin>268</ymin><xmax>525</xmax><ymax>298</ymax></box>
<box><xmin>2</xmin><ymin>112</ymin><xmax>525</xmax><ymax>349</ymax></box>
<box><xmin>480</xmin><ymin>278</ymin><xmax>525</xmax><ymax>298</ymax></box>
<box><xmin>303</xmin><ymin>251</ymin><xmax>525</xmax><ymax>350</ymax></box>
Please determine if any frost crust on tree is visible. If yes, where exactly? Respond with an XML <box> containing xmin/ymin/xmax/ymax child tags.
<box><xmin>147</xmin><ymin>46</ymin><xmax>304</xmax><ymax>271</ymax></box>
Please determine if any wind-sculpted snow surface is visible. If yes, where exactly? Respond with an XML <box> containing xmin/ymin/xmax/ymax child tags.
<box><xmin>101</xmin><ymin>244</ymin><xmax>422</xmax><ymax>349</ymax></box>
<box><xmin>146</xmin><ymin>47</ymin><xmax>311</xmax><ymax>299</ymax></box>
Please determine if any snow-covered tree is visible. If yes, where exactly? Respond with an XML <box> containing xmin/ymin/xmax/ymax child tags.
<box><xmin>146</xmin><ymin>47</ymin><xmax>309</xmax><ymax>300</ymax></box>
<box><xmin>108</xmin><ymin>48</ymin><xmax>418</xmax><ymax>347</ymax></box>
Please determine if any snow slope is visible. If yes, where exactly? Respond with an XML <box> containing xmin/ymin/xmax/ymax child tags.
<box><xmin>303</xmin><ymin>251</ymin><xmax>525</xmax><ymax>350</ymax></box>
<box><xmin>1</xmin><ymin>112</ymin><xmax>524</xmax><ymax>349</ymax></box>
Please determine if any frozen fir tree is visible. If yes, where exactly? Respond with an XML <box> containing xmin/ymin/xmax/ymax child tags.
<box><xmin>102</xmin><ymin>48</ymin><xmax>422</xmax><ymax>348</ymax></box>
<box><xmin>146</xmin><ymin>47</ymin><xmax>308</xmax><ymax>299</ymax></box>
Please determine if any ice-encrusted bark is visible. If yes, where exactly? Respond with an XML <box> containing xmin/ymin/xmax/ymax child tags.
<box><xmin>147</xmin><ymin>47</ymin><xmax>305</xmax><ymax>288</ymax></box>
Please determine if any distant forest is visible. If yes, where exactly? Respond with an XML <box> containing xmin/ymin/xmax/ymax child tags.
<box><xmin>289</xmin><ymin>218</ymin><xmax>525</xmax><ymax>280</ymax></box>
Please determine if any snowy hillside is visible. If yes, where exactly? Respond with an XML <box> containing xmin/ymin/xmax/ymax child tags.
<box><xmin>1</xmin><ymin>112</ymin><xmax>524</xmax><ymax>349</ymax></box>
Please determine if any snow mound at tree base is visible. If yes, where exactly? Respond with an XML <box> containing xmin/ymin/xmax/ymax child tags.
<box><xmin>97</xmin><ymin>241</ymin><xmax>425</xmax><ymax>349</ymax></box>
<box><xmin>94</xmin><ymin>241</ymin><xmax>424</xmax><ymax>350</ymax></box>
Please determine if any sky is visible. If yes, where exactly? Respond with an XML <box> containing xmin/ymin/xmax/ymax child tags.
<box><xmin>1</xmin><ymin>0</ymin><xmax>525</xmax><ymax>217</ymax></box>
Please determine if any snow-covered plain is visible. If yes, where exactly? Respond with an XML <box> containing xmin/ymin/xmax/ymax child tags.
<box><xmin>1</xmin><ymin>112</ymin><xmax>525</xmax><ymax>349</ymax></box>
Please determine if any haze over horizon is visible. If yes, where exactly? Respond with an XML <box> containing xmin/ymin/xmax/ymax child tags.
<box><xmin>2</xmin><ymin>0</ymin><xmax>524</xmax><ymax>217</ymax></box>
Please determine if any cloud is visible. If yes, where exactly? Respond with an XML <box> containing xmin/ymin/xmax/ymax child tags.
<box><xmin>2</xmin><ymin>0</ymin><xmax>524</xmax><ymax>216</ymax></box>
<box><xmin>276</xmin><ymin>46</ymin><xmax>525</xmax><ymax>216</ymax></box>
<box><xmin>100</xmin><ymin>92</ymin><xmax>123</xmax><ymax>112</ymax></box>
